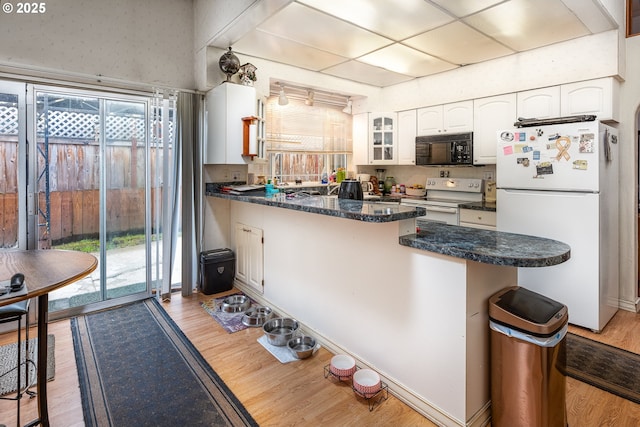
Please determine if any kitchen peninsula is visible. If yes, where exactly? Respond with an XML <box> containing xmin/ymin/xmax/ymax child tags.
<box><xmin>205</xmin><ymin>188</ymin><xmax>570</xmax><ymax>427</ymax></box>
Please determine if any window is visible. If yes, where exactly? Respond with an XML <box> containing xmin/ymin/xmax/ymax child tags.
<box><xmin>265</xmin><ymin>97</ymin><xmax>352</xmax><ymax>183</ymax></box>
<box><xmin>628</xmin><ymin>0</ymin><xmax>640</xmax><ymax>37</ymax></box>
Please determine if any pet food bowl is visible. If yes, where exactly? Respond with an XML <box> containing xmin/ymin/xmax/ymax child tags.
<box><xmin>330</xmin><ymin>354</ymin><xmax>356</xmax><ymax>379</ymax></box>
<box><xmin>221</xmin><ymin>295</ymin><xmax>251</xmax><ymax>313</ymax></box>
<box><xmin>242</xmin><ymin>306</ymin><xmax>273</xmax><ymax>327</ymax></box>
<box><xmin>353</xmin><ymin>368</ymin><xmax>381</xmax><ymax>397</ymax></box>
<box><xmin>287</xmin><ymin>335</ymin><xmax>317</xmax><ymax>359</ymax></box>
<box><xmin>262</xmin><ymin>317</ymin><xmax>299</xmax><ymax>346</ymax></box>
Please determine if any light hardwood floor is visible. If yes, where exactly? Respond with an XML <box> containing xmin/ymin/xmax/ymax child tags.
<box><xmin>0</xmin><ymin>290</ymin><xmax>639</xmax><ymax>426</ymax></box>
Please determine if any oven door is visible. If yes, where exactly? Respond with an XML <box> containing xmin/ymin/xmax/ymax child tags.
<box><xmin>400</xmin><ymin>201</ymin><xmax>459</xmax><ymax>225</ymax></box>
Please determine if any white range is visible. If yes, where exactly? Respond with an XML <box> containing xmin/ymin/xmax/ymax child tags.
<box><xmin>401</xmin><ymin>177</ymin><xmax>484</xmax><ymax>225</ymax></box>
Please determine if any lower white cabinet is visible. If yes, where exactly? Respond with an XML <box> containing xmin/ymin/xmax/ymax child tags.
<box><xmin>235</xmin><ymin>223</ymin><xmax>264</xmax><ymax>293</ymax></box>
<box><xmin>459</xmin><ymin>209</ymin><xmax>496</xmax><ymax>230</ymax></box>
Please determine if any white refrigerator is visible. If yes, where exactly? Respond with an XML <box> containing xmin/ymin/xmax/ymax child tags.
<box><xmin>496</xmin><ymin>120</ymin><xmax>619</xmax><ymax>332</ymax></box>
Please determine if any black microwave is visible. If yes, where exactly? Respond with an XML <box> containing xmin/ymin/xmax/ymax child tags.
<box><xmin>415</xmin><ymin>132</ymin><xmax>473</xmax><ymax>166</ymax></box>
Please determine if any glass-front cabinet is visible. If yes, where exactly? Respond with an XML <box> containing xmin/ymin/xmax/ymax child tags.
<box><xmin>369</xmin><ymin>112</ymin><xmax>396</xmax><ymax>164</ymax></box>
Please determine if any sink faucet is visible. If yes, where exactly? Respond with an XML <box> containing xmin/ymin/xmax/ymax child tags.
<box><xmin>327</xmin><ymin>184</ymin><xmax>340</xmax><ymax>196</ymax></box>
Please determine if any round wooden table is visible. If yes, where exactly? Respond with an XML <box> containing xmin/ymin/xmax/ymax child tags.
<box><xmin>0</xmin><ymin>249</ymin><xmax>97</xmax><ymax>427</ymax></box>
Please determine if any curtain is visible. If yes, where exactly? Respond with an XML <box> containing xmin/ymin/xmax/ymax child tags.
<box><xmin>176</xmin><ymin>92</ymin><xmax>202</xmax><ymax>297</ymax></box>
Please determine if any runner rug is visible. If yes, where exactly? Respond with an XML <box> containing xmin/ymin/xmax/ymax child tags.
<box><xmin>71</xmin><ymin>298</ymin><xmax>258</xmax><ymax>427</ymax></box>
<box><xmin>566</xmin><ymin>333</ymin><xmax>640</xmax><ymax>404</ymax></box>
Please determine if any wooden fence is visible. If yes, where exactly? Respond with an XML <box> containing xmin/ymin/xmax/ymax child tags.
<box><xmin>0</xmin><ymin>138</ymin><xmax>167</xmax><ymax>248</ymax></box>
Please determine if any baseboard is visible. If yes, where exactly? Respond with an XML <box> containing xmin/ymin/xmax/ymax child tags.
<box><xmin>619</xmin><ymin>297</ymin><xmax>639</xmax><ymax>312</ymax></box>
<box><xmin>235</xmin><ymin>282</ymin><xmax>490</xmax><ymax>427</ymax></box>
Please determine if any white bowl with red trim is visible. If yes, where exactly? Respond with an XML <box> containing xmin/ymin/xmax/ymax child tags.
<box><xmin>330</xmin><ymin>354</ymin><xmax>356</xmax><ymax>378</ymax></box>
<box><xmin>353</xmin><ymin>369</ymin><xmax>381</xmax><ymax>397</ymax></box>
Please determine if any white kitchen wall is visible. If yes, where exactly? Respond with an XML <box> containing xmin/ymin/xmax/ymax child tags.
<box><xmin>381</xmin><ymin>30</ymin><xmax>620</xmax><ymax>112</ymax></box>
<box><xmin>0</xmin><ymin>0</ymin><xmax>195</xmax><ymax>90</ymax></box>
<box><xmin>618</xmin><ymin>34</ymin><xmax>640</xmax><ymax>310</ymax></box>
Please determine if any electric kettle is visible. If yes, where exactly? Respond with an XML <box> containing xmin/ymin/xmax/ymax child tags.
<box><xmin>338</xmin><ymin>179</ymin><xmax>363</xmax><ymax>200</ymax></box>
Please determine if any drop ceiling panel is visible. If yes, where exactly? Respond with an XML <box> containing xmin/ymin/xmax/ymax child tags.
<box><xmin>404</xmin><ymin>21</ymin><xmax>514</xmax><ymax>65</ymax></box>
<box><xmin>463</xmin><ymin>0</ymin><xmax>590</xmax><ymax>51</ymax></box>
<box><xmin>429</xmin><ymin>0</ymin><xmax>507</xmax><ymax>18</ymax></box>
<box><xmin>232</xmin><ymin>30</ymin><xmax>348</xmax><ymax>71</ymax></box>
<box><xmin>213</xmin><ymin>0</ymin><xmax>617</xmax><ymax>87</ymax></box>
<box><xmin>323</xmin><ymin>60</ymin><xmax>415</xmax><ymax>87</ymax></box>
<box><xmin>257</xmin><ymin>2</ymin><xmax>392</xmax><ymax>58</ymax></box>
<box><xmin>297</xmin><ymin>0</ymin><xmax>455</xmax><ymax>40</ymax></box>
<box><xmin>358</xmin><ymin>44</ymin><xmax>456</xmax><ymax>77</ymax></box>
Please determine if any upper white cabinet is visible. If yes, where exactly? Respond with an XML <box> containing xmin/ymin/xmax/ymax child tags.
<box><xmin>473</xmin><ymin>93</ymin><xmax>516</xmax><ymax>165</ymax></box>
<box><xmin>560</xmin><ymin>77</ymin><xmax>619</xmax><ymax>122</ymax></box>
<box><xmin>517</xmin><ymin>86</ymin><xmax>561</xmax><ymax>120</ymax></box>
<box><xmin>204</xmin><ymin>83</ymin><xmax>256</xmax><ymax>164</ymax></box>
<box><xmin>352</xmin><ymin>113</ymin><xmax>369</xmax><ymax>165</ymax></box>
<box><xmin>417</xmin><ymin>101</ymin><xmax>473</xmax><ymax>136</ymax></box>
<box><xmin>397</xmin><ymin>110</ymin><xmax>416</xmax><ymax>165</ymax></box>
<box><xmin>369</xmin><ymin>112</ymin><xmax>397</xmax><ymax>165</ymax></box>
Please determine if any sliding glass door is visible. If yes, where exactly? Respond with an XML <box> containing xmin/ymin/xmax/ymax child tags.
<box><xmin>34</xmin><ymin>88</ymin><xmax>152</xmax><ymax>315</ymax></box>
<box><xmin>0</xmin><ymin>81</ymin><xmax>26</xmax><ymax>250</ymax></box>
<box><xmin>0</xmin><ymin>79</ymin><xmax>180</xmax><ymax>317</ymax></box>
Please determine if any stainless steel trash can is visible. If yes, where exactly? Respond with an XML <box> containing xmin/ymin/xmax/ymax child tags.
<box><xmin>199</xmin><ymin>249</ymin><xmax>235</xmax><ymax>295</ymax></box>
<box><xmin>489</xmin><ymin>286</ymin><xmax>568</xmax><ymax>427</ymax></box>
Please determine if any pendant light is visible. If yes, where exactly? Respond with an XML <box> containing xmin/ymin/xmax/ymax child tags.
<box><xmin>278</xmin><ymin>84</ymin><xmax>289</xmax><ymax>106</ymax></box>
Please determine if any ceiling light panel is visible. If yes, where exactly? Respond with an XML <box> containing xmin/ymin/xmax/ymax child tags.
<box><xmin>232</xmin><ymin>29</ymin><xmax>348</xmax><ymax>71</ymax></box>
<box><xmin>257</xmin><ymin>2</ymin><xmax>392</xmax><ymax>58</ymax></box>
<box><xmin>404</xmin><ymin>21</ymin><xmax>514</xmax><ymax>65</ymax></box>
<box><xmin>358</xmin><ymin>44</ymin><xmax>456</xmax><ymax>77</ymax></box>
<box><xmin>428</xmin><ymin>0</ymin><xmax>506</xmax><ymax>18</ymax></box>
<box><xmin>322</xmin><ymin>60</ymin><xmax>415</xmax><ymax>87</ymax></box>
<box><xmin>463</xmin><ymin>0</ymin><xmax>590</xmax><ymax>52</ymax></box>
<box><xmin>298</xmin><ymin>0</ymin><xmax>455</xmax><ymax>40</ymax></box>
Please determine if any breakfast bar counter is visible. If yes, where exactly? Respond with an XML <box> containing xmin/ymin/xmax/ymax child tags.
<box><xmin>400</xmin><ymin>221</ymin><xmax>570</xmax><ymax>267</ymax></box>
<box><xmin>206</xmin><ymin>190</ymin><xmax>424</xmax><ymax>222</ymax></box>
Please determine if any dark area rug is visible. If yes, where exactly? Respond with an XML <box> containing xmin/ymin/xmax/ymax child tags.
<box><xmin>566</xmin><ymin>333</ymin><xmax>640</xmax><ymax>404</ymax></box>
<box><xmin>200</xmin><ymin>292</ymin><xmax>258</xmax><ymax>333</ymax></box>
<box><xmin>71</xmin><ymin>298</ymin><xmax>258</xmax><ymax>427</ymax></box>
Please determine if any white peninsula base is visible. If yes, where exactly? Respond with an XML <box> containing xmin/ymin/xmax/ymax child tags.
<box><xmin>212</xmin><ymin>199</ymin><xmax>517</xmax><ymax>427</ymax></box>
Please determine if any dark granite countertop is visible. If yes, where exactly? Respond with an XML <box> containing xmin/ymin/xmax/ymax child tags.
<box><xmin>399</xmin><ymin>221</ymin><xmax>570</xmax><ymax>267</ymax></box>
<box><xmin>458</xmin><ymin>201</ymin><xmax>497</xmax><ymax>212</ymax></box>
<box><xmin>206</xmin><ymin>189</ymin><xmax>425</xmax><ymax>223</ymax></box>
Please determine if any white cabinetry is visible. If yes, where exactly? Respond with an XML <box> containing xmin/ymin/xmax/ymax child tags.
<box><xmin>560</xmin><ymin>77</ymin><xmax>619</xmax><ymax>122</ymax></box>
<box><xmin>473</xmin><ymin>94</ymin><xmax>516</xmax><ymax>165</ymax></box>
<box><xmin>417</xmin><ymin>101</ymin><xmax>473</xmax><ymax>136</ymax></box>
<box><xmin>205</xmin><ymin>83</ymin><xmax>256</xmax><ymax>164</ymax></box>
<box><xmin>517</xmin><ymin>86</ymin><xmax>561</xmax><ymax>119</ymax></box>
<box><xmin>352</xmin><ymin>113</ymin><xmax>369</xmax><ymax>165</ymax></box>
<box><xmin>369</xmin><ymin>112</ymin><xmax>397</xmax><ymax>165</ymax></box>
<box><xmin>397</xmin><ymin>110</ymin><xmax>416</xmax><ymax>165</ymax></box>
<box><xmin>460</xmin><ymin>209</ymin><xmax>496</xmax><ymax>230</ymax></box>
<box><xmin>235</xmin><ymin>223</ymin><xmax>264</xmax><ymax>293</ymax></box>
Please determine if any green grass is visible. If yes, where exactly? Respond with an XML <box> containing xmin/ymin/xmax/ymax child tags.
<box><xmin>55</xmin><ymin>233</ymin><xmax>148</xmax><ymax>253</ymax></box>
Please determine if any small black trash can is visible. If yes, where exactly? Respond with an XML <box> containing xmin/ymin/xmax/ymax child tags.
<box><xmin>489</xmin><ymin>286</ymin><xmax>569</xmax><ymax>427</ymax></box>
<box><xmin>199</xmin><ymin>249</ymin><xmax>235</xmax><ymax>295</ymax></box>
